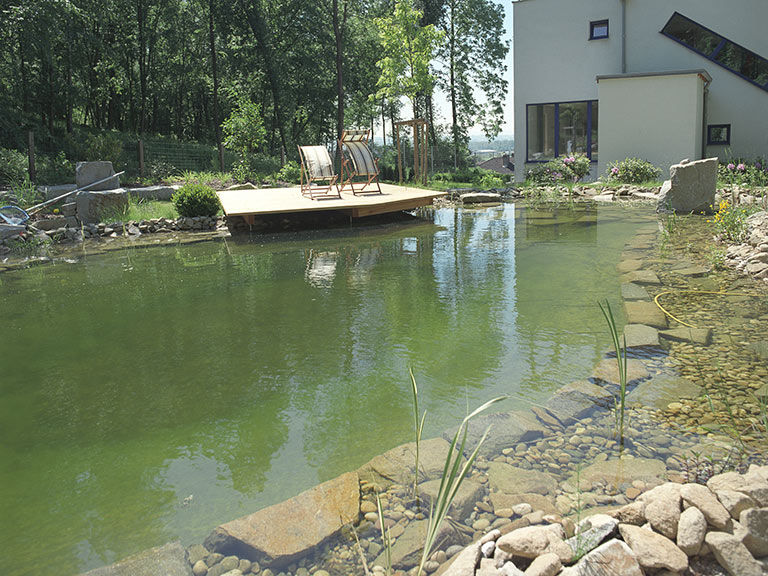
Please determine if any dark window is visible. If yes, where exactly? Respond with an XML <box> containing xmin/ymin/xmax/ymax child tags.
<box><xmin>590</xmin><ymin>20</ymin><xmax>609</xmax><ymax>40</ymax></box>
<box><xmin>707</xmin><ymin>124</ymin><xmax>731</xmax><ymax>146</ymax></box>
<box><xmin>662</xmin><ymin>12</ymin><xmax>768</xmax><ymax>92</ymax></box>
<box><xmin>526</xmin><ymin>101</ymin><xmax>598</xmax><ymax>162</ymax></box>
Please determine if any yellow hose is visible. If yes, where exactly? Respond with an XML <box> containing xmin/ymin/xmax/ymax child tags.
<box><xmin>653</xmin><ymin>289</ymin><xmax>760</xmax><ymax>328</ymax></box>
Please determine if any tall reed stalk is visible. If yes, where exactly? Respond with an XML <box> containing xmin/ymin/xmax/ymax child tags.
<box><xmin>410</xmin><ymin>368</ymin><xmax>426</xmax><ymax>498</ymax></box>
<box><xmin>598</xmin><ymin>300</ymin><xmax>627</xmax><ymax>448</ymax></box>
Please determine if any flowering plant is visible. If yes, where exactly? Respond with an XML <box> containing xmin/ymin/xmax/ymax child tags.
<box><xmin>604</xmin><ymin>157</ymin><xmax>660</xmax><ymax>184</ymax></box>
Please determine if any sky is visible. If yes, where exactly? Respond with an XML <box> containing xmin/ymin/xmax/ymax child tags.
<box><xmin>374</xmin><ymin>2</ymin><xmax>515</xmax><ymax>141</ymax></box>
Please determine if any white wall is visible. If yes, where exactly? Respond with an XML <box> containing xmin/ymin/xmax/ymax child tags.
<box><xmin>513</xmin><ymin>0</ymin><xmax>620</xmax><ymax>181</ymax></box>
<box><xmin>597</xmin><ymin>73</ymin><xmax>705</xmax><ymax>178</ymax></box>
<box><xmin>513</xmin><ymin>0</ymin><xmax>768</xmax><ymax>181</ymax></box>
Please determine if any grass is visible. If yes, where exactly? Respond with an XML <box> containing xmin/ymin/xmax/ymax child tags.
<box><xmin>99</xmin><ymin>195</ymin><xmax>178</xmax><ymax>223</ymax></box>
<box><xmin>598</xmin><ymin>300</ymin><xmax>628</xmax><ymax>449</ymax></box>
<box><xmin>176</xmin><ymin>170</ymin><xmax>235</xmax><ymax>189</ymax></box>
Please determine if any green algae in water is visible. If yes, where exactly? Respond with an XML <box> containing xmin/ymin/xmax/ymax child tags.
<box><xmin>0</xmin><ymin>204</ymin><xmax>648</xmax><ymax>574</ymax></box>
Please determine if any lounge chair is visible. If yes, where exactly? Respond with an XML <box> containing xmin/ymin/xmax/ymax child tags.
<box><xmin>297</xmin><ymin>145</ymin><xmax>340</xmax><ymax>199</ymax></box>
<box><xmin>339</xmin><ymin>129</ymin><xmax>382</xmax><ymax>195</ymax></box>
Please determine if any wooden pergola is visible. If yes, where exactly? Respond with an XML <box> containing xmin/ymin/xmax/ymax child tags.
<box><xmin>395</xmin><ymin>119</ymin><xmax>428</xmax><ymax>185</ymax></box>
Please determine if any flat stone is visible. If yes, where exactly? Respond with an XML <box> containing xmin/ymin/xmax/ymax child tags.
<box><xmin>0</xmin><ymin>224</ymin><xmax>25</xmax><ymax>240</ymax></box>
<box><xmin>559</xmin><ymin>539</ymin><xmax>642</xmax><ymax>576</ymax></box>
<box><xmin>565</xmin><ymin>514</ymin><xmax>618</xmax><ymax>559</ymax></box>
<box><xmin>524</xmin><ymin>553</ymin><xmax>561</xmax><ymax>576</ymax></box>
<box><xmin>488</xmin><ymin>462</ymin><xmax>557</xmax><ymax>496</ymax></box>
<box><xmin>444</xmin><ymin>410</ymin><xmax>547</xmax><ymax>458</ymax></box>
<box><xmin>375</xmin><ymin>519</ymin><xmax>468</xmax><ymax>570</ymax></box>
<box><xmin>616</xmin><ymin>259</ymin><xmax>643</xmax><ymax>273</ymax></box>
<box><xmin>460</xmin><ymin>192</ymin><xmax>502</xmax><ymax>204</ymax></box>
<box><xmin>680</xmin><ymin>483</ymin><xmax>731</xmax><ymax>530</ymax></box>
<box><xmin>591</xmin><ymin>358</ymin><xmax>649</xmax><ymax>386</ymax></box>
<box><xmin>626</xmin><ymin>374</ymin><xmax>702</xmax><ymax>410</ymax></box>
<box><xmin>618</xmin><ymin>523</ymin><xmax>688</xmax><ymax>573</ymax></box>
<box><xmin>571</xmin><ymin>458</ymin><xmax>667</xmax><ymax>488</ymax></box>
<box><xmin>624</xmin><ymin>301</ymin><xmax>668</xmax><ymax>329</ymax></box>
<box><xmin>611</xmin><ymin>501</ymin><xmax>646</xmax><ymax>526</ymax></box>
<box><xmin>490</xmin><ymin>493</ymin><xmax>558</xmax><ymax>516</ymax></box>
<box><xmin>543</xmin><ymin>380</ymin><xmax>614</xmax><ymax>425</ymax></box>
<box><xmin>41</xmin><ymin>183</ymin><xmax>77</xmax><ymax>200</ymax></box>
<box><xmin>717</xmin><ymin>490</ymin><xmax>758</xmax><ymax>519</ymax></box>
<box><xmin>739</xmin><ymin>507</ymin><xmax>768</xmax><ymax>557</ymax></box>
<box><xmin>620</xmin><ymin>283</ymin><xmax>651</xmax><ymax>301</ymax></box>
<box><xmin>677</xmin><ymin>506</ymin><xmax>706</xmax><ymax>556</ymax></box>
<box><xmin>623</xmin><ymin>324</ymin><xmax>659</xmax><ymax>348</ymax></box>
<box><xmin>204</xmin><ymin>471</ymin><xmax>359</xmax><ymax>568</ymax></box>
<box><xmin>659</xmin><ymin>327</ymin><xmax>713</xmax><ymax>346</ymax></box>
<box><xmin>359</xmin><ymin>437</ymin><xmax>462</xmax><ymax>488</ymax></box>
<box><xmin>670</xmin><ymin>264</ymin><xmax>709</xmax><ymax>277</ymax></box>
<box><xmin>127</xmin><ymin>185</ymin><xmax>177</xmax><ymax>201</ymax></box>
<box><xmin>76</xmin><ymin>160</ymin><xmax>119</xmax><ymax>191</ymax></box>
<box><xmin>496</xmin><ymin>524</ymin><xmax>564</xmax><ymax>558</ymax></box>
<box><xmin>81</xmin><ymin>541</ymin><xmax>192</xmax><ymax>576</ymax></box>
<box><xmin>621</xmin><ymin>270</ymin><xmax>661</xmax><ymax>285</ymax></box>
<box><xmin>419</xmin><ymin>478</ymin><xmax>483</xmax><ymax>519</ymax></box>
<box><xmin>748</xmin><ymin>341</ymin><xmax>768</xmax><ymax>363</ymax></box>
<box><xmin>705</xmin><ymin>531</ymin><xmax>764</xmax><ymax>576</ymax></box>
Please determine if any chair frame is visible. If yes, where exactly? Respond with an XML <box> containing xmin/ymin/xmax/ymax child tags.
<box><xmin>298</xmin><ymin>145</ymin><xmax>341</xmax><ymax>200</ymax></box>
<box><xmin>338</xmin><ymin>129</ymin><xmax>382</xmax><ymax>195</ymax></box>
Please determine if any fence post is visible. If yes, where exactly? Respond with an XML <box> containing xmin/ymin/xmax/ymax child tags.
<box><xmin>27</xmin><ymin>130</ymin><xmax>36</xmax><ymax>182</ymax></box>
<box><xmin>138</xmin><ymin>139</ymin><xmax>145</xmax><ymax>178</ymax></box>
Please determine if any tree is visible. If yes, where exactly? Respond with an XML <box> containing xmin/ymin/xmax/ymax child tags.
<box><xmin>222</xmin><ymin>91</ymin><xmax>267</xmax><ymax>179</ymax></box>
<box><xmin>437</xmin><ymin>0</ymin><xmax>508</xmax><ymax>167</ymax></box>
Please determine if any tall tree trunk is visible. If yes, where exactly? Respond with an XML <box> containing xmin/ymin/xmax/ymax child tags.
<box><xmin>66</xmin><ymin>14</ymin><xmax>73</xmax><ymax>133</ymax></box>
<box><xmin>208</xmin><ymin>0</ymin><xmax>224</xmax><ymax>169</ymax></box>
<box><xmin>449</xmin><ymin>0</ymin><xmax>458</xmax><ymax>169</ymax></box>
<box><xmin>137</xmin><ymin>0</ymin><xmax>147</xmax><ymax>134</ymax></box>
<box><xmin>18</xmin><ymin>32</ymin><xmax>29</xmax><ymax>114</ymax></box>
<box><xmin>332</xmin><ymin>0</ymin><xmax>345</xmax><ymax>167</ymax></box>
<box><xmin>381</xmin><ymin>99</ymin><xmax>386</xmax><ymax>146</ymax></box>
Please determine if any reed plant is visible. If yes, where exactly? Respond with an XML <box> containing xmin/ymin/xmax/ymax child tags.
<box><xmin>598</xmin><ymin>300</ymin><xmax>627</xmax><ymax>448</ymax></box>
<box><xmin>375</xmin><ymin>492</ymin><xmax>392</xmax><ymax>576</ymax></box>
<box><xmin>410</xmin><ymin>368</ymin><xmax>426</xmax><ymax>497</ymax></box>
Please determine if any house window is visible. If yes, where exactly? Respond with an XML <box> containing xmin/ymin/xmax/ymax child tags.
<box><xmin>662</xmin><ymin>12</ymin><xmax>768</xmax><ymax>92</ymax></box>
<box><xmin>590</xmin><ymin>20</ymin><xmax>609</xmax><ymax>40</ymax></box>
<box><xmin>526</xmin><ymin>101</ymin><xmax>598</xmax><ymax>162</ymax></box>
<box><xmin>707</xmin><ymin>124</ymin><xmax>731</xmax><ymax>146</ymax></box>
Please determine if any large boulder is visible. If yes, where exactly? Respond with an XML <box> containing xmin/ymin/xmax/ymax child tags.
<box><xmin>204</xmin><ymin>471</ymin><xmax>359</xmax><ymax>569</ymax></box>
<box><xmin>76</xmin><ymin>189</ymin><xmax>129</xmax><ymax>224</ymax></box>
<box><xmin>359</xmin><ymin>437</ymin><xmax>463</xmax><ymax>488</ymax></box>
<box><xmin>76</xmin><ymin>161</ymin><xmax>120</xmax><ymax>191</ymax></box>
<box><xmin>81</xmin><ymin>541</ymin><xmax>192</xmax><ymax>576</ymax></box>
<box><xmin>656</xmin><ymin>157</ymin><xmax>717</xmax><ymax>214</ymax></box>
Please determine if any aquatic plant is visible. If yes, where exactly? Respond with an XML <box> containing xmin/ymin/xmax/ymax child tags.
<box><xmin>375</xmin><ymin>492</ymin><xmax>392</xmax><ymax>576</ymax></box>
<box><xmin>598</xmin><ymin>300</ymin><xmax>627</xmax><ymax>448</ymax></box>
<box><xmin>410</xmin><ymin>368</ymin><xmax>426</xmax><ymax>497</ymax></box>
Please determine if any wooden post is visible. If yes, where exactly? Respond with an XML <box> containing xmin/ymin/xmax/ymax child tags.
<box><xmin>396</xmin><ymin>126</ymin><xmax>402</xmax><ymax>184</ymax></box>
<box><xmin>422</xmin><ymin>121</ymin><xmax>428</xmax><ymax>184</ymax></box>
<box><xmin>217</xmin><ymin>141</ymin><xmax>225</xmax><ymax>172</ymax></box>
<box><xmin>27</xmin><ymin>130</ymin><xmax>36</xmax><ymax>182</ymax></box>
<box><xmin>138</xmin><ymin>139</ymin><xmax>145</xmax><ymax>178</ymax></box>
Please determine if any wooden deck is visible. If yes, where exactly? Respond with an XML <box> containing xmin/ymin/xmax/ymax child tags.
<box><xmin>217</xmin><ymin>183</ymin><xmax>446</xmax><ymax>224</ymax></box>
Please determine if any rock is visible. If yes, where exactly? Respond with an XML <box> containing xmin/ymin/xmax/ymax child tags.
<box><xmin>741</xmin><ymin>482</ymin><xmax>768</xmax><ymax>507</ymax></box>
<box><xmin>524</xmin><ymin>553</ymin><xmax>561</xmax><ymax>576</ymax></box>
<box><xmin>708</xmin><ymin>471</ymin><xmax>748</xmax><ymax>493</ymax></box>
<box><xmin>717</xmin><ymin>490</ymin><xmax>758</xmax><ymax>519</ymax></box>
<box><xmin>0</xmin><ymin>224</ymin><xmax>25</xmax><ymax>241</ymax></box>
<box><xmin>621</xmin><ymin>269</ymin><xmax>661</xmax><ymax>285</ymax></box>
<box><xmin>618</xmin><ymin>523</ymin><xmax>688</xmax><ymax>573</ymax></box>
<box><xmin>542</xmin><ymin>381</ymin><xmax>614</xmax><ymax>425</ymax></box>
<box><xmin>677</xmin><ymin>506</ymin><xmax>707</xmax><ymax>556</ymax></box>
<box><xmin>616</xmin><ymin>259</ymin><xmax>643</xmax><ymax>273</ymax></box>
<box><xmin>644</xmin><ymin>486</ymin><xmax>681</xmax><ymax>539</ymax></box>
<box><xmin>571</xmin><ymin>458</ymin><xmax>666</xmax><ymax>488</ymax></box>
<box><xmin>76</xmin><ymin>161</ymin><xmax>120</xmax><ymax>191</ymax></box>
<box><xmin>206</xmin><ymin>553</ymin><xmax>224</xmax><ymax>567</ymax></box>
<box><xmin>80</xmin><ymin>541</ymin><xmax>193</xmax><ymax>576</ymax></box>
<box><xmin>591</xmin><ymin>358</ymin><xmax>649</xmax><ymax>387</ymax></box>
<box><xmin>460</xmin><ymin>192</ymin><xmax>502</xmax><ymax>204</ymax></box>
<box><xmin>626</xmin><ymin>374</ymin><xmax>702</xmax><ymax>411</ymax></box>
<box><xmin>192</xmin><ymin>560</ymin><xmax>208</xmax><ymax>576</ymax></box>
<box><xmin>419</xmin><ymin>479</ymin><xmax>483</xmax><ymax>519</ymax></box>
<box><xmin>623</xmin><ymin>324</ymin><xmax>659</xmax><ymax>348</ymax></box>
<box><xmin>611</xmin><ymin>501</ymin><xmax>646</xmax><ymax>526</ymax></box>
<box><xmin>41</xmin><ymin>183</ymin><xmax>77</xmax><ymax>200</ymax></box>
<box><xmin>656</xmin><ymin>157</ymin><xmax>717</xmax><ymax>214</ymax></box>
<box><xmin>705</xmin><ymin>531</ymin><xmax>764</xmax><ymax>576</ymax></box>
<box><xmin>75</xmin><ymin>189</ymin><xmax>129</xmax><ymax>224</ymax></box>
<box><xmin>128</xmin><ymin>185</ymin><xmax>177</xmax><ymax>201</ymax></box>
<box><xmin>375</xmin><ymin>519</ymin><xmax>468</xmax><ymax>569</ymax></box>
<box><xmin>481</xmin><ymin>541</ymin><xmax>496</xmax><ymax>558</ymax></box>
<box><xmin>34</xmin><ymin>217</ymin><xmax>68</xmax><ymax>231</ymax></box>
<box><xmin>443</xmin><ymin>411</ymin><xmax>547</xmax><ymax>458</ymax></box>
<box><xmin>559</xmin><ymin>539</ymin><xmax>642</xmax><ymax>576</ymax></box>
<box><xmin>623</xmin><ymin>301</ymin><xmax>668</xmax><ymax>329</ymax></box>
<box><xmin>659</xmin><ymin>327</ymin><xmax>713</xmax><ymax>346</ymax></box>
<box><xmin>620</xmin><ymin>283</ymin><xmax>651</xmax><ymax>302</ymax></box>
<box><xmin>499</xmin><ymin>562</ymin><xmax>525</xmax><ymax>576</ymax></box>
<box><xmin>680</xmin><ymin>483</ymin><xmax>731</xmax><ymax>530</ymax></box>
<box><xmin>359</xmin><ymin>437</ymin><xmax>462</xmax><ymax>488</ymax></box>
<box><xmin>565</xmin><ymin>514</ymin><xmax>618</xmax><ymax>558</ymax></box>
<box><xmin>496</xmin><ymin>524</ymin><xmax>565</xmax><ymax>558</ymax></box>
<box><xmin>204</xmin><ymin>471</ymin><xmax>359</xmax><ymax>569</ymax></box>
<box><xmin>739</xmin><ymin>507</ymin><xmax>768</xmax><ymax>557</ymax></box>
<box><xmin>188</xmin><ymin>545</ymin><xmax>209</xmax><ymax>566</ymax></box>
<box><xmin>488</xmin><ymin>463</ymin><xmax>557</xmax><ymax>496</ymax></box>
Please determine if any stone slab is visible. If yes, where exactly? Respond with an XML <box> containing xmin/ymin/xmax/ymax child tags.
<box><xmin>204</xmin><ymin>471</ymin><xmax>359</xmax><ymax>569</ymax></box>
<box><xmin>41</xmin><ymin>183</ymin><xmax>77</xmax><ymax>200</ymax></box>
<box><xmin>591</xmin><ymin>358</ymin><xmax>649</xmax><ymax>387</ymax></box>
<box><xmin>419</xmin><ymin>478</ymin><xmax>483</xmax><ymax>519</ymax></box>
<box><xmin>620</xmin><ymin>283</ymin><xmax>651</xmax><ymax>301</ymax></box>
<box><xmin>623</xmin><ymin>324</ymin><xmax>660</xmax><ymax>348</ymax></box>
<box><xmin>621</xmin><ymin>270</ymin><xmax>661</xmax><ymax>285</ymax></box>
<box><xmin>560</xmin><ymin>539</ymin><xmax>642</xmax><ymax>576</ymax></box>
<box><xmin>359</xmin><ymin>437</ymin><xmax>462</xmax><ymax>488</ymax></box>
<box><xmin>543</xmin><ymin>380</ymin><xmax>614</xmax><ymax>425</ymax></box>
<box><xmin>81</xmin><ymin>541</ymin><xmax>192</xmax><ymax>576</ymax></box>
<box><xmin>76</xmin><ymin>161</ymin><xmax>120</xmax><ymax>191</ymax></box>
<box><xmin>626</xmin><ymin>374</ymin><xmax>702</xmax><ymax>411</ymax></box>
<box><xmin>570</xmin><ymin>458</ymin><xmax>667</xmax><ymax>489</ymax></box>
<box><xmin>443</xmin><ymin>410</ymin><xmax>547</xmax><ymax>458</ymax></box>
<box><xmin>488</xmin><ymin>462</ymin><xmax>557</xmax><ymax>496</ymax></box>
<box><xmin>659</xmin><ymin>327</ymin><xmax>713</xmax><ymax>346</ymax></box>
<box><xmin>0</xmin><ymin>224</ymin><xmax>25</xmax><ymax>241</ymax></box>
<box><xmin>127</xmin><ymin>185</ymin><xmax>178</xmax><ymax>201</ymax></box>
<box><xmin>624</xmin><ymin>301</ymin><xmax>668</xmax><ymax>329</ymax></box>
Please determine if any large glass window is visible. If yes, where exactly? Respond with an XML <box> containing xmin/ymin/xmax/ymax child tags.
<box><xmin>526</xmin><ymin>101</ymin><xmax>598</xmax><ymax>162</ymax></box>
<box><xmin>662</xmin><ymin>12</ymin><xmax>768</xmax><ymax>91</ymax></box>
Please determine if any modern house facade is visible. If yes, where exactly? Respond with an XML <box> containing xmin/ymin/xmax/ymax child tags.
<box><xmin>512</xmin><ymin>0</ymin><xmax>768</xmax><ymax>181</ymax></box>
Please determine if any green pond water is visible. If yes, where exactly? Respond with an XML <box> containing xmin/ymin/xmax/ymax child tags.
<box><xmin>0</xmin><ymin>204</ymin><xmax>655</xmax><ymax>575</ymax></box>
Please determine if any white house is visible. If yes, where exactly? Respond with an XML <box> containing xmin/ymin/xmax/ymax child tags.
<box><xmin>512</xmin><ymin>0</ymin><xmax>768</xmax><ymax>181</ymax></box>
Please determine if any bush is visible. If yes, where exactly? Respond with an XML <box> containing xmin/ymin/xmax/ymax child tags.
<box><xmin>37</xmin><ymin>151</ymin><xmax>74</xmax><ymax>184</ymax></box>
<box><xmin>171</xmin><ymin>183</ymin><xmax>221</xmax><ymax>217</ymax></box>
<box><xmin>85</xmin><ymin>132</ymin><xmax>124</xmax><ymax>166</ymax></box>
<box><xmin>275</xmin><ymin>160</ymin><xmax>301</xmax><ymax>184</ymax></box>
<box><xmin>604</xmin><ymin>157</ymin><xmax>660</xmax><ymax>184</ymax></box>
<box><xmin>0</xmin><ymin>148</ymin><xmax>29</xmax><ymax>186</ymax></box>
<box><xmin>709</xmin><ymin>199</ymin><xmax>759</xmax><ymax>242</ymax></box>
<box><xmin>526</xmin><ymin>155</ymin><xmax>591</xmax><ymax>185</ymax></box>
<box><xmin>718</xmin><ymin>159</ymin><xmax>768</xmax><ymax>187</ymax></box>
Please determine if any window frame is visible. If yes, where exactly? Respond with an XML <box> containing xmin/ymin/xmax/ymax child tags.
<box><xmin>589</xmin><ymin>20</ymin><xmax>609</xmax><ymax>41</ymax></box>
<box><xmin>525</xmin><ymin>100</ymin><xmax>598</xmax><ymax>163</ymax></box>
<box><xmin>707</xmin><ymin>124</ymin><xmax>731</xmax><ymax>146</ymax></box>
<box><xmin>661</xmin><ymin>11</ymin><xmax>768</xmax><ymax>93</ymax></box>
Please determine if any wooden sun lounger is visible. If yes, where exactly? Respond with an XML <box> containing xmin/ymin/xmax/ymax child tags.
<box><xmin>298</xmin><ymin>145</ymin><xmax>341</xmax><ymax>200</ymax></box>
<box><xmin>339</xmin><ymin>129</ymin><xmax>382</xmax><ymax>195</ymax></box>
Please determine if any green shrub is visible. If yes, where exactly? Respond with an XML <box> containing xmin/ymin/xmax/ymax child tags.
<box><xmin>718</xmin><ymin>159</ymin><xmax>768</xmax><ymax>187</ymax></box>
<box><xmin>709</xmin><ymin>198</ymin><xmax>759</xmax><ymax>242</ymax></box>
<box><xmin>478</xmin><ymin>172</ymin><xmax>504</xmax><ymax>189</ymax></box>
<box><xmin>0</xmin><ymin>148</ymin><xmax>29</xmax><ymax>186</ymax></box>
<box><xmin>604</xmin><ymin>157</ymin><xmax>660</xmax><ymax>184</ymax></box>
<box><xmin>275</xmin><ymin>160</ymin><xmax>301</xmax><ymax>184</ymax></box>
<box><xmin>171</xmin><ymin>183</ymin><xmax>221</xmax><ymax>217</ymax></box>
<box><xmin>85</xmin><ymin>132</ymin><xmax>124</xmax><ymax>165</ymax></box>
<box><xmin>38</xmin><ymin>151</ymin><xmax>74</xmax><ymax>184</ymax></box>
<box><xmin>526</xmin><ymin>155</ymin><xmax>591</xmax><ymax>185</ymax></box>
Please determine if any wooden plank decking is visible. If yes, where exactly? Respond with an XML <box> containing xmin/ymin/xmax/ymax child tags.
<box><xmin>217</xmin><ymin>183</ymin><xmax>446</xmax><ymax>224</ymax></box>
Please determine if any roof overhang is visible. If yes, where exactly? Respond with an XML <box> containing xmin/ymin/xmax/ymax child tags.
<box><xmin>596</xmin><ymin>69</ymin><xmax>712</xmax><ymax>84</ymax></box>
